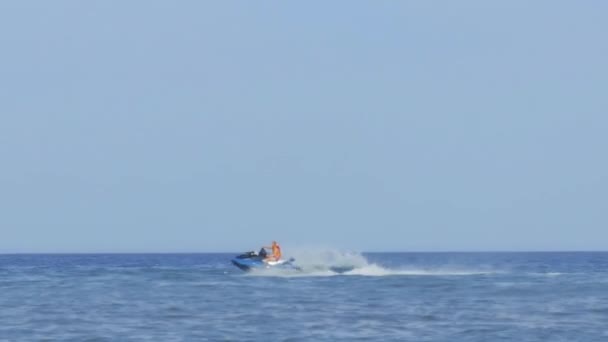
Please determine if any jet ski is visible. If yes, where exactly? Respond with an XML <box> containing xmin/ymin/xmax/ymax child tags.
<box><xmin>231</xmin><ymin>248</ymin><xmax>300</xmax><ymax>272</ymax></box>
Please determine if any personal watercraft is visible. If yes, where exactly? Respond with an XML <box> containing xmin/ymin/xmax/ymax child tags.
<box><xmin>231</xmin><ymin>248</ymin><xmax>300</xmax><ymax>272</ymax></box>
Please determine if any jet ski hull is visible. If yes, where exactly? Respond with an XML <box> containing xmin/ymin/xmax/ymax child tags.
<box><xmin>231</xmin><ymin>257</ymin><xmax>266</xmax><ymax>271</ymax></box>
<box><xmin>231</xmin><ymin>252</ymin><xmax>299</xmax><ymax>272</ymax></box>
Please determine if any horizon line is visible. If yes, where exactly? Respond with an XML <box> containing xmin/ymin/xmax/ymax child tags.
<box><xmin>1</xmin><ymin>250</ymin><xmax>607</xmax><ymax>255</ymax></box>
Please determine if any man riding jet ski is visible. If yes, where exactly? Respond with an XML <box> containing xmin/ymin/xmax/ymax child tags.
<box><xmin>264</xmin><ymin>241</ymin><xmax>281</xmax><ymax>261</ymax></box>
<box><xmin>231</xmin><ymin>241</ymin><xmax>300</xmax><ymax>271</ymax></box>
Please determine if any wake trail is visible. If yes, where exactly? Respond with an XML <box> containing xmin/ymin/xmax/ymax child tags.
<box><xmin>245</xmin><ymin>249</ymin><xmax>497</xmax><ymax>277</ymax></box>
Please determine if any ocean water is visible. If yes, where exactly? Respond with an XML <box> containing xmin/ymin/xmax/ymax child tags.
<box><xmin>1</xmin><ymin>252</ymin><xmax>607</xmax><ymax>341</ymax></box>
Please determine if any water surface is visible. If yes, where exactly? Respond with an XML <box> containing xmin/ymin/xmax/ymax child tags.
<box><xmin>1</xmin><ymin>252</ymin><xmax>607</xmax><ymax>341</ymax></box>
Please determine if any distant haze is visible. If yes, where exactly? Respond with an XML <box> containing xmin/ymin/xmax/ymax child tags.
<box><xmin>1</xmin><ymin>1</ymin><xmax>607</xmax><ymax>253</ymax></box>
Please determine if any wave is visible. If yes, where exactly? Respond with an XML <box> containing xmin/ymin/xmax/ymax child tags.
<box><xmin>246</xmin><ymin>249</ymin><xmax>494</xmax><ymax>277</ymax></box>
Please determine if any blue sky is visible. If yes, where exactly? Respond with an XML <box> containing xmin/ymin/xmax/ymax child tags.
<box><xmin>1</xmin><ymin>1</ymin><xmax>606</xmax><ymax>252</ymax></box>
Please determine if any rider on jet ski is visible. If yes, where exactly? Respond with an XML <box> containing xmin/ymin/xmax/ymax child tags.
<box><xmin>262</xmin><ymin>241</ymin><xmax>281</xmax><ymax>262</ymax></box>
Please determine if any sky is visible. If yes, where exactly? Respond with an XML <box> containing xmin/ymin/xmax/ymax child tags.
<box><xmin>0</xmin><ymin>1</ymin><xmax>607</xmax><ymax>253</ymax></box>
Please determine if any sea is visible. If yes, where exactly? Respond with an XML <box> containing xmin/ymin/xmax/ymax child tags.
<box><xmin>1</xmin><ymin>251</ymin><xmax>607</xmax><ymax>341</ymax></box>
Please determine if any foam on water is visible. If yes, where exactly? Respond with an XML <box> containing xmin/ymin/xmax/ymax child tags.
<box><xmin>247</xmin><ymin>249</ymin><xmax>495</xmax><ymax>277</ymax></box>
<box><xmin>343</xmin><ymin>265</ymin><xmax>494</xmax><ymax>276</ymax></box>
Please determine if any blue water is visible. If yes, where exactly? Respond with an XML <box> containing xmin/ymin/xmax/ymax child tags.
<box><xmin>1</xmin><ymin>252</ymin><xmax>608</xmax><ymax>341</ymax></box>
